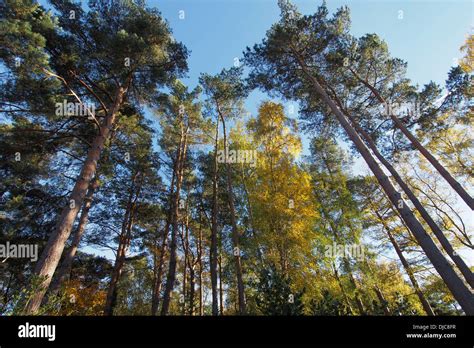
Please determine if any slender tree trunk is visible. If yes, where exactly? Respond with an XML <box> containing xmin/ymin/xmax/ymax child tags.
<box><xmin>161</xmin><ymin>130</ymin><xmax>188</xmax><ymax>315</ymax></box>
<box><xmin>357</xmin><ymin>121</ymin><xmax>474</xmax><ymax>287</ymax></box>
<box><xmin>349</xmin><ymin>68</ymin><xmax>474</xmax><ymax>210</ymax></box>
<box><xmin>392</xmin><ymin>114</ymin><xmax>474</xmax><ymax>210</ymax></box>
<box><xmin>181</xmin><ymin>205</ymin><xmax>189</xmax><ymax>315</ymax></box>
<box><xmin>49</xmin><ymin>175</ymin><xmax>100</xmax><ymax>295</ymax></box>
<box><xmin>151</xmin><ymin>232</ymin><xmax>159</xmax><ymax>311</ymax></box>
<box><xmin>198</xmin><ymin>215</ymin><xmax>204</xmax><ymax>316</ymax></box>
<box><xmin>104</xmin><ymin>233</ymin><xmax>128</xmax><ymax>316</ymax></box>
<box><xmin>189</xmin><ymin>267</ymin><xmax>195</xmax><ymax>315</ymax></box>
<box><xmin>186</xmin><ymin>219</ymin><xmax>199</xmax><ymax>316</ymax></box>
<box><xmin>313</xmin><ymin>179</ymin><xmax>366</xmax><ymax>315</ymax></box>
<box><xmin>327</xmin><ymin>88</ymin><xmax>474</xmax><ymax>288</ymax></box>
<box><xmin>373</xmin><ymin>286</ymin><xmax>391</xmax><ymax>316</ymax></box>
<box><xmin>332</xmin><ymin>263</ymin><xmax>355</xmax><ymax>315</ymax></box>
<box><xmin>293</xmin><ymin>52</ymin><xmax>474</xmax><ymax>314</ymax></box>
<box><xmin>218</xmin><ymin>252</ymin><xmax>224</xmax><ymax>315</ymax></box>
<box><xmin>375</xmin><ymin>210</ymin><xmax>435</xmax><ymax>315</ymax></box>
<box><xmin>210</xmin><ymin>118</ymin><xmax>220</xmax><ymax>316</ymax></box>
<box><xmin>219</xmin><ymin>114</ymin><xmax>246</xmax><ymax>314</ymax></box>
<box><xmin>104</xmin><ymin>171</ymin><xmax>142</xmax><ymax>316</ymax></box>
<box><xmin>1</xmin><ymin>272</ymin><xmax>13</xmax><ymax>312</ymax></box>
<box><xmin>150</xmin><ymin>211</ymin><xmax>171</xmax><ymax>315</ymax></box>
<box><xmin>361</xmin><ymin>259</ymin><xmax>391</xmax><ymax>315</ymax></box>
<box><xmin>240</xmin><ymin>167</ymin><xmax>264</xmax><ymax>265</ymax></box>
<box><xmin>25</xmin><ymin>85</ymin><xmax>128</xmax><ymax>314</ymax></box>
<box><xmin>151</xmin><ymin>152</ymin><xmax>180</xmax><ymax>315</ymax></box>
<box><xmin>343</xmin><ymin>258</ymin><xmax>366</xmax><ymax>315</ymax></box>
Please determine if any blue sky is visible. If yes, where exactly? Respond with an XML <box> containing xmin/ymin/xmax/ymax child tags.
<box><xmin>151</xmin><ymin>0</ymin><xmax>472</xmax><ymax>110</ymax></box>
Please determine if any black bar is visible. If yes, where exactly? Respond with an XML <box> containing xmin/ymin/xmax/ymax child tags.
<box><xmin>0</xmin><ymin>316</ymin><xmax>472</xmax><ymax>346</ymax></box>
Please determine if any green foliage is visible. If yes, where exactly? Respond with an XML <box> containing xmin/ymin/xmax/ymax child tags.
<box><xmin>114</xmin><ymin>258</ymin><xmax>154</xmax><ymax>315</ymax></box>
<box><xmin>3</xmin><ymin>275</ymin><xmax>64</xmax><ymax>315</ymax></box>
<box><xmin>256</xmin><ymin>265</ymin><xmax>305</xmax><ymax>315</ymax></box>
<box><xmin>310</xmin><ymin>290</ymin><xmax>352</xmax><ymax>316</ymax></box>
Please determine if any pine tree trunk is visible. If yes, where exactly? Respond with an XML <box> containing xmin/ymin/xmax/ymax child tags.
<box><xmin>362</xmin><ymin>124</ymin><xmax>474</xmax><ymax>287</ymax></box>
<box><xmin>314</xmin><ymin>177</ymin><xmax>366</xmax><ymax>315</ymax></box>
<box><xmin>390</xmin><ymin>114</ymin><xmax>474</xmax><ymax>210</ymax></box>
<box><xmin>219</xmin><ymin>114</ymin><xmax>246</xmax><ymax>314</ymax></box>
<box><xmin>189</xmin><ymin>269</ymin><xmax>195</xmax><ymax>315</ymax></box>
<box><xmin>218</xmin><ymin>252</ymin><xmax>224</xmax><ymax>315</ymax></box>
<box><xmin>210</xmin><ymin>119</ymin><xmax>220</xmax><ymax>316</ymax></box>
<box><xmin>49</xmin><ymin>175</ymin><xmax>100</xmax><ymax>295</ymax></box>
<box><xmin>151</xmin><ymin>151</ymin><xmax>180</xmax><ymax>315</ymax></box>
<box><xmin>183</xmin><ymin>194</ymin><xmax>196</xmax><ymax>316</ymax></box>
<box><xmin>151</xmin><ymin>233</ymin><xmax>159</xmax><ymax>312</ymax></box>
<box><xmin>161</xmin><ymin>130</ymin><xmax>188</xmax><ymax>315</ymax></box>
<box><xmin>25</xmin><ymin>85</ymin><xmax>127</xmax><ymax>314</ymax></box>
<box><xmin>293</xmin><ymin>53</ymin><xmax>474</xmax><ymax>314</ymax></box>
<box><xmin>188</xmin><ymin>253</ymin><xmax>195</xmax><ymax>315</ymax></box>
<box><xmin>373</xmin><ymin>286</ymin><xmax>391</xmax><ymax>315</ymax></box>
<box><xmin>104</xmin><ymin>235</ymin><xmax>128</xmax><ymax>316</ymax></box>
<box><xmin>375</xmin><ymin>210</ymin><xmax>435</xmax><ymax>315</ymax></box>
<box><xmin>329</xmin><ymin>91</ymin><xmax>474</xmax><ymax>288</ymax></box>
<box><xmin>104</xmin><ymin>171</ymin><xmax>142</xmax><ymax>316</ymax></box>
<box><xmin>240</xmin><ymin>167</ymin><xmax>265</xmax><ymax>265</ymax></box>
<box><xmin>348</xmin><ymin>68</ymin><xmax>474</xmax><ymax>210</ymax></box>
<box><xmin>150</xmin><ymin>213</ymin><xmax>171</xmax><ymax>315</ymax></box>
<box><xmin>344</xmin><ymin>259</ymin><xmax>366</xmax><ymax>315</ymax></box>
<box><xmin>198</xmin><ymin>215</ymin><xmax>204</xmax><ymax>316</ymax></box>
<box><xmin>332</xmin><ymin>263</ymin><xmax>355</xmax><ymax>315</ymax></box>
<box><xmin>181</xmin><ymin>208</ymin><xmax>189</xmax><ymax>315</ymax></box>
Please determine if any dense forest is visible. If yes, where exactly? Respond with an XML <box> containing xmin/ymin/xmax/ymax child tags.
<box><xmin>0</xmin><ymin>0</ymin><xmax>473</xmax><ymax>316</ymax></box>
